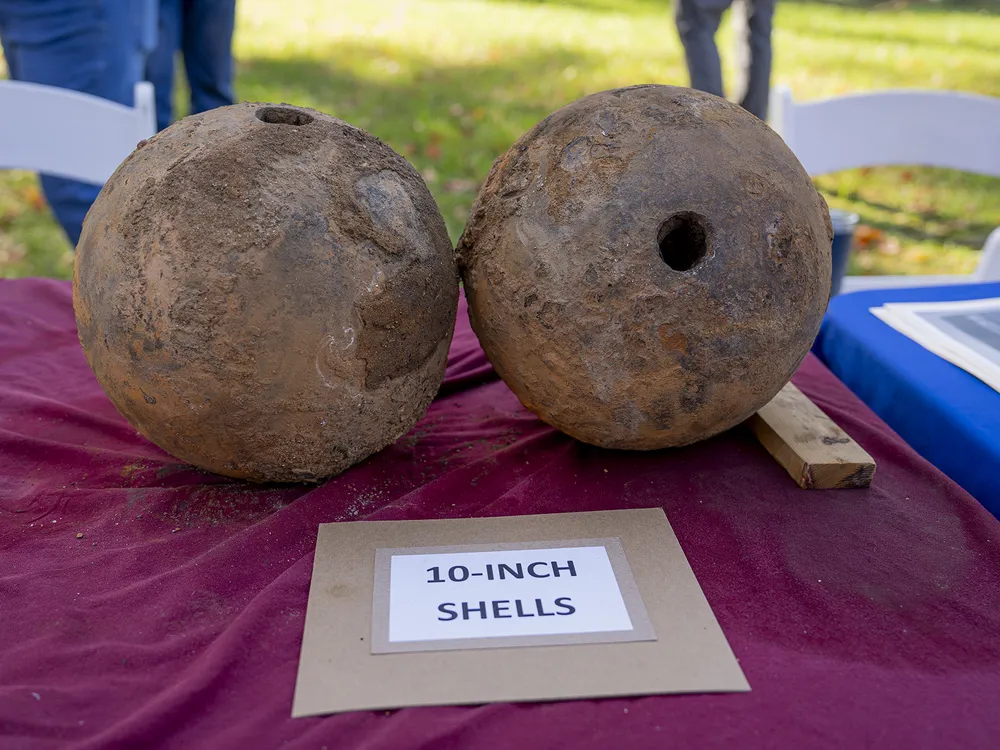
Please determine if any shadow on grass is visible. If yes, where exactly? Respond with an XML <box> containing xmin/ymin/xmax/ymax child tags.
<box><xmin>502</xmin><ymin>0</ymin><xmax>999</xmax><ymax>14</ymax></box>
<box><xmin>780</xmin><ymin>8</ymin><xmax>1000</xmax><ymax>57</ymax></box>
<box><xmin>828</xmin><ymin>193</ymin><xmax>995</xmax><ymax>249</ymax></box>
<box><xmin>796</xmin><ymin>30</ymin><xmax>999</xmax><ymax>60</ymax></box>
<box><xmin>237</xmin><ymin>39</ymin><xmax>604</xmax><ymax>239</ymax></box>
<box><xmin>490</xmin><ymin>0</ymin><xmax>668</xmax><ymax>14</ymax></box>
<box><xmin>785</xmin><ymin>0</ymin><xmax>1000</xmax><ymax>14</ymax></box>
<box><xmin>240</xmin><ymin>40</ymin><xmax>597</xmax><ymax>119</ymax></box>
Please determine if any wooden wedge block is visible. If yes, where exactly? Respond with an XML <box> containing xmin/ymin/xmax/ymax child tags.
<box><xmin>747</xmin><ymin>382</ymin><xmax>876</xmax><ymax>490</ymax></box>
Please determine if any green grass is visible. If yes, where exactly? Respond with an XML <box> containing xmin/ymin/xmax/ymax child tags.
<box><xmin>2</xmin><ymin>0</ymin><xmax>999</xmax><ymax>279</ymax></box>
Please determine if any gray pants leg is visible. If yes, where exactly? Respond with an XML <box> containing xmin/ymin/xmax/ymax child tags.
<box><xmin>674</xmin><ymin>0</ymin><xmax>730</xmax><ymax>100</ymax></box>
<box><xmin>732</xmin><ymin>0</ymin><xmax>776</xmax><ymax>121</ymax></box>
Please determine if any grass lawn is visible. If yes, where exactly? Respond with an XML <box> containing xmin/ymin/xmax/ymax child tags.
<box><xmin>2</xmin><ymin>0</ymin><xmax>998</xmax><ymax>279</ymax></box>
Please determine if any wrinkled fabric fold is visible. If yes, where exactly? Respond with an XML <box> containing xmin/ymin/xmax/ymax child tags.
<box><xmin>1</xmin><ymin>277</ymin><xmax>999</xmax><ymax>750</ymax></box>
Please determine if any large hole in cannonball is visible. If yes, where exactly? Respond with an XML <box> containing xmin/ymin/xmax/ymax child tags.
<box><xmin>657</xmin><ymin>212</ymin><xmax>710</xmax><ymax>272</ymax></box>
<box><xmin>255</xmin><ymin>106</ymin><xmax>314</xmax><ymax>126</ymax></box>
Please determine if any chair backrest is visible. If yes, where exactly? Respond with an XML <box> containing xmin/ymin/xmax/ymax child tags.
<box><xmin>974</xmin><ymin>227</ymin><xmax>1000</xmax><ymax>282</ymax></box>
<box><xmin>768</xmin><ymin>85</ymin><xmax>1000</xmax><ymax>178</ymax></box>
<box><xmin>0</xmin><ymin>80</ymin><xmax>156</xmax><ymax>184</ymax></box>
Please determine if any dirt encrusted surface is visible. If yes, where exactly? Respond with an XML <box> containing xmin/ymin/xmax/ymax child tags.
<box><xmin>74</xmin><ymin>103</ymin><xmax>458</xmax><ymax>481</ymax></box>
<box><xmin>457</xmin><ymin>85</ymin><xmax>833</xmax><ymax>449</ymax></box>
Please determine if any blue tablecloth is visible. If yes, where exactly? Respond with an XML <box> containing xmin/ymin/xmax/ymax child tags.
<box><xmin>815</xmin><ymin>282</ymin><xmax>1000</xmax><ymax>519</ymax></box>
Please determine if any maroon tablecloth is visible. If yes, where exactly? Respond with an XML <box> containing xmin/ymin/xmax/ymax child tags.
<box><xmin>2</xmin><ymin>278</ymin><xmax>999</xmax><ymax>749</ymax></box>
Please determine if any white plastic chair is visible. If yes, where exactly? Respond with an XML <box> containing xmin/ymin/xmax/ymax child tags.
<box><xmin>0</xmin><ymin>80</ymin><xmax>156</xmax><ymax>184</ymax></box>
<box><xmin>768</xmin><ymin>85</ymin><xmax>1000</xmax><ymax>292</ymax></box>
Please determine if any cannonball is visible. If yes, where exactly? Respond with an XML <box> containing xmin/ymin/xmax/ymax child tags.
<box><xmin>457</xmin><ymin>85</ymin><xmax>832</xmax><ymax>449</ymax></box>
<box><xmin>74</xmin><ymin>103</ymin><xmax>458</xmax><ymax>482</ymax></box>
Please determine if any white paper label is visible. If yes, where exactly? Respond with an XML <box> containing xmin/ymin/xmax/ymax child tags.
<box><xmin>386</xmin><ymin>545</ymin><xmax>634</xmax><ymax>643</ymax></box>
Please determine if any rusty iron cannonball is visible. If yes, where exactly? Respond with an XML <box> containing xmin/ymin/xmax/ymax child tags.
<box><xmin>457</xmin><ymin>85</ymin><xmax>833</xmax><ymax>449</ymax></box>
<box><xmin>74</xmin><ymin>103</ymin><xmax>458</xmax><ymax>482</ymax></box>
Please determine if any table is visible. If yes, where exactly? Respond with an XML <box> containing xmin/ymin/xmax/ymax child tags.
<box><xmin>815</xmin><ymin>282</ymin><xmax>1000</xmax><ymax>519</ymax></box>
<box><xmin>3</xmin><ymin>278</ymin><xmax>999</xmax><ymax>749</ymax></box>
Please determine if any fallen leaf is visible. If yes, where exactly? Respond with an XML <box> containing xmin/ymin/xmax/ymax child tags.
<box><xmin>853</xmin><ymin>224</ymin><xmax>885</xmax><ymax>248</ymax></box>
<box><xmin>23</xmin><ymin>184</ymin><xmax>47</xmax><ymax>212</ymax></box>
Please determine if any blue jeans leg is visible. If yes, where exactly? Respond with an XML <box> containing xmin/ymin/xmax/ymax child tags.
<box><xmin>675</xmin><ymin>0</ymin><xmax>730</xmax><ymax>100</ymax></box>
<box><xmin>732</xmin><ymin>0</ymin><xmax>775</xmax><ymax>121</ymax></box>
<box><xmin>146</xmin><ymin>0</ymin><xmax>234</xmax><ymax>130</ymax></box>
<box><xmin>146</xmin><ymin>0</ymin><xmax>182</xmax><ymax>131</ymax></box>
<box><xmin>182</xmin><ymin>0</ymin><xmax>235</xmax><ymax>118</ymax></box>
<box><xmin>0</xmin><ymin>0</ymin><xmax>148</xmax><ymax>245</ymax></box>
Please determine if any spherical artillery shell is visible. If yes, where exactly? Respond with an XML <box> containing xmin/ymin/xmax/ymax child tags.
<box><xmin>74</xmin><ymin>103</ymin><xmax>459</xmax><ymax>481</ymax></box>
<box><xmin>457</xmin><ymin>85</ymin><xmax>833</xmax><ymax>450</ymax></box>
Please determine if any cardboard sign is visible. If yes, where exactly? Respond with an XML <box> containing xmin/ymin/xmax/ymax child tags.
<box><xmin>371</xmin><ymin>539</ymin><xmax>655</xmax><ymax>653</ymax></box>
<box><xmin>293</xmin><ymin>509</ymin><xmax>748</xmax><ymax>717</ymax></box>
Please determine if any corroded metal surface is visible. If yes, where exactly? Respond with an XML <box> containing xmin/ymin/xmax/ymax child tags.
<box><xmin>458</xmin><ymin>85</ymin><xmax>832</xmax><ymax>449</ymax></box>
<box><xmin>75</xmin><ymin>103</ymin><xmax>458</xmax><ymax>481</ymax></box>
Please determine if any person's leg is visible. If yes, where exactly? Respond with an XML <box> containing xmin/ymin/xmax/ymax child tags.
<box><xmin>732</xmin><ymin>0</ymin><xmax>775</xmax><ymax>121</ymax></box>
<box><xmin>675</xmin><ymin>0</ymin><xmax>729</xmax><ymax>100</ymax></box>
<box><xmin>181</xmin><ymin>0</ymin><xmax>235</xmax><ymax>117</ymax></box>
<box><xmin>0</xmin><ymin>10</ymin><xmax>23</xmax><ymax>81</ymax></box>
<box><xmin>0</xmin><ymin>0</ymin><xmax>145</xmax><ymax>245</ymax></box>
<box><xmin>145</xmin><ymin>0</ymin><xmax>182</xmax><ymax>131</ymax></box>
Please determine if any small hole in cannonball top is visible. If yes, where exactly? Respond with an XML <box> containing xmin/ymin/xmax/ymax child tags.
<box><xmin>255</xmin><ymin>106</ymin><xmax>314</xmax><ymax>126</ymax></box>
<box><xmin>657</xmin><ymin>212</ymin><xmax>710</xmax><ymax>272</ymax></box>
